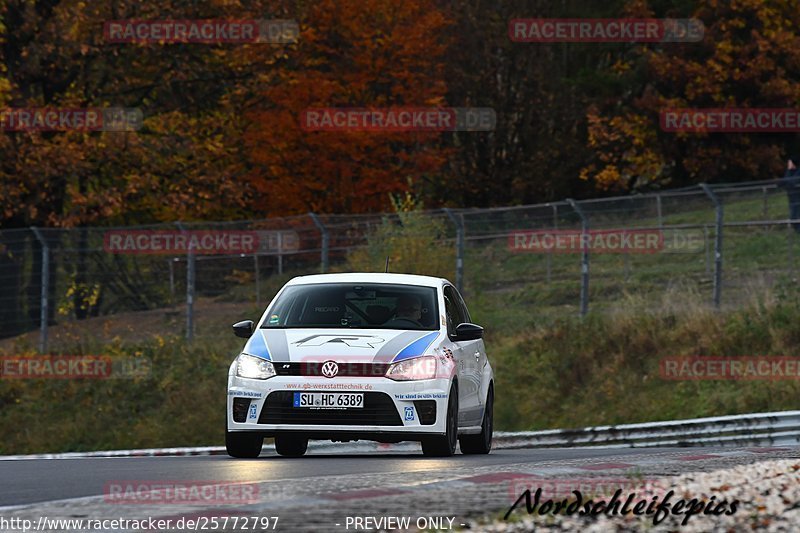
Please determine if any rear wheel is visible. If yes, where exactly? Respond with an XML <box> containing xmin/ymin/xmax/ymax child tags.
<box><xmin>226</xmin><ymin>431</ymin><xmax>263</xmax><ymax>458</ymax></box>
<box><xmin>274</xmin><ymin>435</ymin><xmax>309</xmax><ymax>457</ymax></box>
<box><xmin>459</xmin><ymin>386</ymin><xmax>493</xmax><ymax>455</ymax></box>
<box><xmin>422</xmin><ymin>383</ymin><xmax>458</xmax><ymax>457</ymax></box>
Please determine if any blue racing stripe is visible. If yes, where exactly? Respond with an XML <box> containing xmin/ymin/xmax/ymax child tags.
<box><xmin>243</xmin><ymin>330</ymin><xmax>271</xmax><ymax>361</ymax></box>
<box><xmin>392</xmin><ymin>331</ymin><xmax>440</xmax><ymax>362</ymax></box>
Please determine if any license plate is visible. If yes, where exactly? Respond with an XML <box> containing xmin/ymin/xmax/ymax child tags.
<box><xmin>293</xmin><ymin>392</ymin><xmax>364</xmax><ymax>409</ymax></box>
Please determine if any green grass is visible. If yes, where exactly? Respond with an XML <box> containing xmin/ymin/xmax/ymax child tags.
<box><xmin>3</xmin><ymin>191</ymin><xmax>800</xmax><ymax>453</ymax></box>
<box><xmin>490</xmin><ymin>288</ymin><xmax>800</xmax><ymax>431</ymax></box>
<box><xmin>465</xmin><ymin>190</ymin><xmax>800</xmax><ymax>337</ymax></box>
<box><xmin>461</xmin><ymin>192</ymin><xmax>800</xmax><ymax>430</ymax></box>
<box><xmin>0</xmin><ymin>334</ymin><xmax>240</xmax><ymax>454</ymax></box>
<box><xmin>2</xmin><ymin>285</ymin><xmax>800</xmax><ymax>454</ymax></box>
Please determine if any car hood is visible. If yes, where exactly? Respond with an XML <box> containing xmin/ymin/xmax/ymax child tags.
<box><xmin>242</xmin><ymin>328</ymin><xmax>442</xmax><ymax>364</ymax></box>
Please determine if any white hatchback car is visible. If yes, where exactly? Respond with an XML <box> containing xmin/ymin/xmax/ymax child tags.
<box><xmin>226</xmin><ymin>273</ymin><xmax>494</xmax><ymax>457</ymax></box>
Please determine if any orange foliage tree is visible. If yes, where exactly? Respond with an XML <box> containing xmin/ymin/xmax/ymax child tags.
<box><xmin>244</xmin><ymin>0</ymin><xmax>452</xmax><ymax>215</ymax></box>
<box><xmin>0</xmin><ymin>0</ymin><xmax>290</xmax><ymax>229</ymax></box>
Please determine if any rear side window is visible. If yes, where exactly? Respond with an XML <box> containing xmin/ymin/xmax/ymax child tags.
<box><xmin>443</xmin><ymin>285</ymin><xmax>466</xmax><ymax>335</ymax></box>
<box><xmin>451</xmin><ymin>286</ymin><xmax>472</xmax><ymax>323</ymax></box>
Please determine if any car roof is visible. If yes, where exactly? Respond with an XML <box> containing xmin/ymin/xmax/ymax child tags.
<box><xmin>285</xmin><ymin>272</ymin><xmax>449</xmax><ymax>288</ymax></box>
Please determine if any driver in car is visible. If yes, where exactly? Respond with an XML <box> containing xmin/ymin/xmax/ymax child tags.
<box><xmin>384</xmin><ymin>294</ymin><xmax>423</xmax><ymax>327</ymax></box>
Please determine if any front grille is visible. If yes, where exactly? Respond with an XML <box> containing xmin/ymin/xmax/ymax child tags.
<box><xmin>273</xmin><ymin>362</ymin><xmax>389</xmax><ymax>378</ymax></box>
<box><xmin>413</xmin><ymin>400</ymin><xmax>437</xmax><ymax>425</ymax></box>
<box><xmin>232</xmin><ymin>398</ymin><xmax>251</xmax><ymax>423</ymax></box>
<box><xmin>259</xmin><ymin>391</ymin><xmax>402</xmax><ymax>426</ymax></box>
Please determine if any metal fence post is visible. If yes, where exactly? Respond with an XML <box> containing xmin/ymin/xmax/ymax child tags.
<box><xmin>624</xmin><ymin>198</ymin><xmax>633</xmax><ymax>282</ymax></box>
<box><xmin>30</xmin><ymin>227</ymin><xmax>49</xmax><ymax>354</ymax></box>
<box><xmin>700</xmin><ymin>184</ymin><xmax>723</xmax><ymax>308</ymax></box>
<box><xmin>168</xmin><ymin>259</ymin><xmax>175</xmax><ymax>303</ymax></box>
<box><xmin>624</xmin><ymin>248</ymin><xmax>631</xmax><ymax>282</ymax></box>
<box><xmin>254</xmin><ymin>254</ymin><xmax>261</xmax><ymax>307</ymax></box>
<box><xmin>566</xmin><ymin>199</ymin><xmax>589</xmax><ymax>317</ymax></box>
<box><xmin>176</xmin><ymin>222</ymin><xmax>194</xmax><ymax>340</ymax></box>
<box><xmin>309</xmin><ymin>213</ymin><xmax>329</xmax><ymax>273</ymax></box>
<box><xmin>443</xmin><ymin>209</ymin><xmax>464</xmax><ymax>290</ymax></box>
<box><xmin>547</xmin><ymin>203</ymin><xmax>558</xmax><ymax>284</ymax></box>
<box><xmin>277</xmin><ymin>231</ymin><xmax>284</xmax><ymax>275</ymax></box>
<box><xmin>656</xmin><ymin>193</ymin><xmax>663</xmax><ymax>228</ymax></box>
<box><xmin>459</xmin><ymin>212</ymin><xmax>466</xmax><ymax>288</ymax></box>
<box><xmin>187</xmin><ymin>252</ymin><xmax>195</xmax><ymax>340</ymax></box>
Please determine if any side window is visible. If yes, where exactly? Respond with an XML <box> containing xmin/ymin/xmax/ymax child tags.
<box><xmin>443</xmin><ymin>286</ymin><xmax>465</xmax><ymax>336</ymax></box>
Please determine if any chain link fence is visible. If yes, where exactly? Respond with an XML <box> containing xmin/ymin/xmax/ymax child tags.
<box><xmin>1</xmin><ymin>178</ymin><xmax>799</xmax><ymax>352</ymax></box>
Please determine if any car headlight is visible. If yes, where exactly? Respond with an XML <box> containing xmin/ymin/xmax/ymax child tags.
<box><xmin>236</xmin><ymin>353</ymin><xmax>276</xmax><ymax>380</ymax></box>
<box><xmin>385</xmin><ymin>356</ymin><xmax>438</xmax><ymax>381</ymax></box>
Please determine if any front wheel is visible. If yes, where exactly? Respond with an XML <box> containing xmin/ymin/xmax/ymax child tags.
<box><xmin>226</xmin><ymin>431</ymin><xmax>263</xmax><ymax>458</ymax></box>
<box><xmin>459</xmin><ymin>387</ymin><xmax>493</xmax><ymax>455</ymax></box>
<box><xmin>421</xmin><ymin>383</ymin><xmax>458</xmax><ymax>457</ymax></box>
<box><xmin>274</xmin><ymin>435</ymin><xmax>309</xmax><ymax>457</ymax></box>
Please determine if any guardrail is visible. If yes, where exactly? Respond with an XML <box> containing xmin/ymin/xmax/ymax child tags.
<box><xmin>495</xmin><ymin>410</ymin><xmax>800</xmax><ymax>449</ymax></box>
<box><xmin>2</xmin><ymin>410</ymin><xmax>798</xmax><ymax>460</ymax></box>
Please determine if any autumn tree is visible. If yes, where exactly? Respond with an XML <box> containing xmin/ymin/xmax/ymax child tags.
<box><xmin>0</xmin><ymin>0</ymin><xmax>285</xmax><ymax>329</ymax></box>
<box><xmin>581</xmin><ymin>0</ymin><xmax>800</xmax><ymax>191</ymax></box>
<box><xmin>244</xmin><ymin>0</ymin><xmax>452</xmax><ymax>215</ymax></box>
<box><xmin>0</xmin><ymin>0</ymin><xmax>295</xmax><ymax>230</ymax></box>
<box><xmin>428</xmin><ymin>0</ymin><xmax>631</xmax><ymax>207</ymax></box>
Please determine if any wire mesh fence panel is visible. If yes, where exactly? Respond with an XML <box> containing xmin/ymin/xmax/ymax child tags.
<box><xmin>460</xmin><ymin>202</ymin><xmax>584</xmax><ymax>323</ymax></box>
<box><xmin>4</xmin><ymin>178</ymin><xmax>800</xmax><ymax>351</ymax></box>
<box><xmin>0</xmin><ymin>229</ymin><xmax>37</xmax><ymax>339</ymax></box>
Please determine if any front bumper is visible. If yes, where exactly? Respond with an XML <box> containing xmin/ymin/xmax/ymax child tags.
<box><xmin>226</xmin><ymin>374</ymin><xmax>451</xmax><ymax>438</ymax></box>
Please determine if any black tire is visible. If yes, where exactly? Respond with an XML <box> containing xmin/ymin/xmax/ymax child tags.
<box><xmin>421</xmin><ymin>383</ymin><xmax>458</xmax><ymax>457</ymax></box>
<box><xmin>226</xmin><ymin>431</ymin><xmax>263</xmax><ymax>458</ymax></box>
<box><xmin>459</xmin><ymin>386</ymin><xmax>493</xmax><ymax>455</ymax></box>
<box><xmin>274</xmin><ymin>435</ymin><xmax>309</xmax><ymax>457</ymax></box>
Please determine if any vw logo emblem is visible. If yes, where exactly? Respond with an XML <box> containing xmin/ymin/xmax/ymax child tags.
<box><xmin>321</xmin><ymin>360</ymin><xmax>339</xmax><ymax>378</ymax></box>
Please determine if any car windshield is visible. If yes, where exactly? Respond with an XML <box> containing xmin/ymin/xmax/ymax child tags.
<box><xmin>261</xmin><ymin>283</ymin><xmax>439</xmax><ymax>330</ymax></box>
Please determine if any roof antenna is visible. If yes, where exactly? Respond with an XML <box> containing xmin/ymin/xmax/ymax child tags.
<box><xmin>384</xmin><ymin>255</ymin><xmax>390</xmax><ymax>273</ymax></box>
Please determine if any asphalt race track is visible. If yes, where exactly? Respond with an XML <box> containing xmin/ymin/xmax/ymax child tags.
<box><xmin>0</xmin><ymin>447</ymin><xmax>684</xmax><ymax>507</ymax></box>
<box><xmin>2</xmin><ymin>445</ymin><xmax>799</xmax><ymax>532</ymax></box>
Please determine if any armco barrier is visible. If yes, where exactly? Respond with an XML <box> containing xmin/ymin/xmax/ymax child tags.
<box><xmin>494</xmin><ymin>410</ymin><xmax>800</xmax><ymax>449</ymax></box>
<box><xmin>2</xmin><ymin>410</ymin><xmax>798</xmax><ymax>460</ymax></box>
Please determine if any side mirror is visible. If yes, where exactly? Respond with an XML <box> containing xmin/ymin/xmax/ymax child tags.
<box><xmin>454</xmin><ymin>322</ymin><xmax>483</xmax><ymax>341</ymax></box>
<box><xmin>232</xmin><ymin>320</ymin><xmax>254</xmax><ymax>339</ymax></box>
